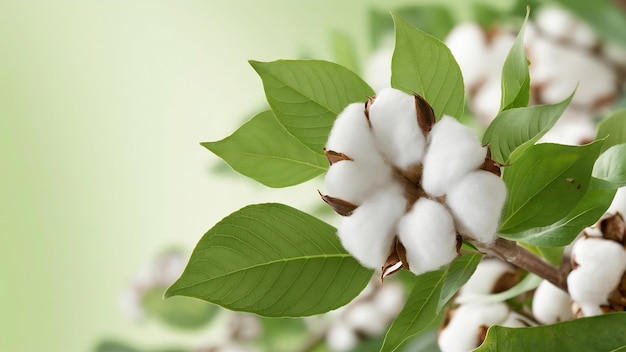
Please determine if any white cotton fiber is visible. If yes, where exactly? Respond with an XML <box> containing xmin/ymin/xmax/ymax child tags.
<box><xmin>324</xmin><ymin>159</ymin><xmax>393</xmax><ymax>205</ymax></box>
<box><xmin>446</xmin><ymin>170</ymin><xmax>507</xmax><ymax>243</ymax></box>
<box><xmin>438</xmin><ymin>302</ymin><xmax>509</xmax><ymax>352</ymax></box>
<box><xmin>422</xmin><ymin>116</ymin><xmax>487</xmax><ymax>197</ymax></box>
<box><xmin>532</xmin><ymin>279</ymin><xmax>573</xmax><ymax>325</ymax></box>
<box><xmin>337</xmin><ymin>184</ymin><xmax>407</xmax><ymax>269</ymax></box>
<box><xmin>326</xmin><ymin>102</ymin><xmax>387</xmax><ymax>167</ymax></box>
<box><xmin>368</xmin><ymin>87</ymin><xmax>426</xmax><ymax>170</ymax></box>
<box><xmin>445</xmin><ymin>22</ymin><xmax>489</xmax><ymax>90</ymax></box>
<box><xmin>535</xmin><ymin>6</ymin><xmax>577</xmax><ymax>42</ymax></box>
<box><xmin>397</xmin><ymin>198</ymin><xmax>458</xmax><ymax>275</ymax></box>
<box><xmin>457</xmin><ymin>259</ymin><xmax>515</xmax><ymax>301</ymax></box>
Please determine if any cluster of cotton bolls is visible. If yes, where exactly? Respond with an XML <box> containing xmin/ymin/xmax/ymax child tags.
<box><xmin>320</xmin><ymin>87</ymin><xmax>507</xmax><ymax>276</ymax></box>
<box><xmin>445</xmin><ymin>5</ymin><xmax>626</xmax><ymax>145</ymax></box>
<box><xmin>567</xmin><ymin>213</ymin><xmax>626</xmax><ymax>317</ymax></box>
<box><xmin>119</xmin><ymin>249</ymin><xmax>188</xmax><ymax>321</ymax></box>
<box><xmin>438</xmin><ymin>259</ymin><xmax>534</xmax><ymax>352</ymax></box>
<box><xmin>305</xmin><ymin>278</ymin><xmax>405</xmax><ymax>352</ymax></box>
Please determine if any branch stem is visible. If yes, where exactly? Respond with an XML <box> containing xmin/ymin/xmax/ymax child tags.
<box><xmin>473</xmin><ymin>238</ymin><xmax>568</xmax><ymax>291</ymax></box>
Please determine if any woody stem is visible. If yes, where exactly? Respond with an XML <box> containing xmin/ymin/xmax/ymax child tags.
<box><xmin>473</xmin><ymin>238</ymin><xmax>568</xmax><ymax>292</ymax></box>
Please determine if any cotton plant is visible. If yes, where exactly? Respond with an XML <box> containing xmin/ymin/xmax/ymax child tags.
<box><xmin>161</xmin><ymin>9</ymin><xmax>626</xmax><ymax>352</ymax></box>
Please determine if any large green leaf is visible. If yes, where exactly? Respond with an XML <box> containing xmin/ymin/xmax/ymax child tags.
<box><xmin>202</xmin><ymin>111</ymin><xmax>327</xmax><ymax>188</ymax></box>
<box><xmin>380</xmin><ymin>254</ymin><xmax>481</xmax><ymax>352</ymax></box>
<box><xmin>499</xmin><ymin>10</ymin><xmax>530</xmax><ymax>111</ymax></box>
<box><xmin>596</xmin><ymin>109</ymin><xmax>626</xmax><ymax>152</ymax></box>
<box><xmin>500</xmin><ymin>141</ymin><xmax>603</xmax><ymax>234</ymax></box>
<box><xmin>554</xmin><ymin>0</ymin><xmax>626</xmax><ymax>47</ymax></box>
<box><xmin>391</xmin><ymin>13</ymin><xmax>464</xmax><ymax>119</ymax></box>
<box><xmin>483</xmin><ymin>93</ymin><xmax>573</xmax><ymax>165</ymax></box>
<box><xmin>250</xmin><ymin>60</ymin><xmax>374</xmax><ymax>151</ymax></box>
<box><xmin>166</xmin><ymin>203</ymin><xmax>372</xmax><ymax>317</ymax></box>
<box><xmin>593</xmin><ymin>144</ymin><xmax>626</xmax><ymax>187</ymax></box>
<box><xmin>474</xmin><ymin>312</ymin><xmax>626</xmax><ymax>351</ymax></box>
<box><xmin>502</xmin><ymin>178</ymin><xmax>616</xmax><ymax>246</ymax></box>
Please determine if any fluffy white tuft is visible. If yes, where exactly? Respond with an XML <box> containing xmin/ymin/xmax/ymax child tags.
<box><xmin>368</xmin><ymin>88</ymin><xmax>426</xmax><ymax>170</ymax></box>
<box><xmin>326</xmin><ymin>323</ymin><xmax>358</xmax><ymax>352</ymax></box>
<box><xmin>422</xmin><ymin>116</ymin><xmax>487</xmax><ymax>196</ymax></box>
<box><xmin>337</xmin><ymin>184</ymin><xmax>407</xmax><ymax>269</ymax></box>
<box><xmin>438</xmin><ymin>302</ymin><xmax>509</xmax><ymax>352</ymax></box>
<box><xmin>397</xmin><ymin>198</ymin><xmax>458</xmax><ymax>275</ymax></box>
<box><xmin>447</xmin><ymin>170</ymin><xmax>507</xmax><ymax>243</ymax></box>
<box><xmin>445</xmin><ymin>22</ymin><xmax>489</xmax><ymax>89</ymax></box>
<box><xmin>324</xmin><ymin>160</ymin><xmax>393</xmax><ymax>205</ymax></box>
<box><xmin>326</xmin><ymin>102</ymin><xmax>387</xmax><ymax>167</ymax></box>
<box><xmin>532</xmin><ymin>280</ymin><xmax>573</xmax><ymax>325</ymax></box>
<box><xmin>456</xmin><ymin>259</ymin><xmax>515</xmax><ymax>301</ymax></box>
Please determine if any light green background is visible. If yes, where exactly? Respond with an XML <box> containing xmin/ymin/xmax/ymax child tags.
<box><xmin>0</xmin><ymin>1</ymin><xmax>509</xmax><ymax>351</ymax></box>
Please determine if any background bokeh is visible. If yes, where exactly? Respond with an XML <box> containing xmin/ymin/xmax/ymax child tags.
<box><xmin>1</xmin><ymin>1</ymin><xmax>509</xmax><ymax>351</ymax></box>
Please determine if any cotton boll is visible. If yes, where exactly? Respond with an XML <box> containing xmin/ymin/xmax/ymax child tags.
<box><xmin>368</xmin><ymin>87</ymin><xmax>426</xmax><ymax>170</ymax></box>
<box><xmin>602</xmin><ymin>42</ymin><xmax>626</xmax><ymax>67</ymax></box>
<box><xmin>471</xmin><ymin>77</ymin><xmax>502</xmax><ymax>124</ymax></box>
<box><xmin>568</xmin><ymin>269</ymin><xmax>611</xmax><ymax>308</ymax></box>
<box><xmin>372</xmin><ymin>282</ymin><xmax>405</xmax><ymax>320</ymax></box>
<box><xmin>447</xmin><ymin>170</ymin><xmax>506</xmax><ymax>243</ymax></box>
<box><xmin>397</xmin><ymin>198</ymin><xmax>458</xmax><ymax>275</ymax></box>
<box><xmin>364</xmin><ymin>47</ymin><xmax>393</xmax><ymax>94</ymax></box>
<box><xmin>571</xmin><ymin>237</ymin><xmax>626</xmax><ymax>271</ymax></box>
<box><xmin>500</xmin><ymin>311</ymin><xmax>535</xmax><ymax>328</ymax></box>
<box><xmin>570</xmin><ymin>20</ymin><xmax>598</xmax><ymax>49</ymax></box>
<box><xmin>438</xmin><ymin>302</ymin><xmax>509</xmax><ymax>352</ymax></box>
<box><xmin>457</xmin><ymin>259</ymin><xmax>515</xmax><ymax>301</ymax></box>
<box><xmin>445</xmin><ymin>22</ymin><xmax>489</xmax><ymax>90</ymax></box>
<box><xmin>344</xmin><ymin>303</ymin><xmax>388</xmax><ymax>336</ymax></box>
<box><xmin>532</xmin><ymin>280</ymin><xmax>573</xmax><ymax>324</ymax></box>
<box><xmin>326</xmin><ymin>323</ymin><xmax>358</xmax><ymax>352</ymax></box>
<box><xmin>326</xmin><ymin>102</ymin><xmax>387</xmax><ymax>167</ymax></box>
<box><xmin>324</xmin><ymin>160</ymin><xmax>393</xmax><ymax>205</ymax></box>
<box><xmin>536</xmin><ymin>6</ymin><xmax>577</xmax><ymax>42</ymax></box>
<box><xmin>422</xmin><ymin>116</ymin><xmax>487</xmax><ymax>196</ymax></box>
<box><xmin>337</xmin><ymin>184</ymin><xmax>407</xmax><ymax>269</ymax></box>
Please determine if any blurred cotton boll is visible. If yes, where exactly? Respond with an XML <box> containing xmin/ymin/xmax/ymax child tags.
<box><xmin>438</xmin><ymin>302</ymin><xmax>510</xmax><ymax>352</ymax></box>
<box><xmin>532</xmin><ymin>279</ymin><xmax>574</xmax><ymax>324</ymax></box>
<box><xmin>363</xmin><ymin>47</ymin><xmax>392</xmax><ymax>93</ymax></box>
<box><xmin>456</xmin><ymin>258</ymin><xmax>517</xmax><ymax>303</ymax></box>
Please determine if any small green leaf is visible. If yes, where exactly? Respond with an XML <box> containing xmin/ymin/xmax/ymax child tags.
<box><xmin>142</xmin><ymin>288</ymin><xmax>216</xmax><ymax>329</ymax></box>
<box><xmin>596</xmin><ymin>109</ymin><xmax>626</xmax><ymax>153</ymax></box>
<box><xmin>593</xmin><ymin>144</ymin><xmax>626</xmax><ymax>187</ymax></box>
<box><xmin>391</xmin><ymin>13</ymin><xmax>464</xmax><ymax>119</ymax></box>
<box><xmin>500</xmin><ymin>141</ymin><xmax>603</xmax><ymax>234</ymax></box>
<box><xmin>502</xmin><ymin>178</ymin><xmax>616</xmax><ymax>246</ymax></box>
<box><xmin>457</xmin><ymin>274</ymin><xmax>541</xmax><ymax>304</ymax></box>
<box><xmin>483</xmin><ymin>92</ymin><xmax>574</xmax><ymax>165</ymax></box>
<box><xmin>474</xmin><ymin>313</ymin><xmax>626</xmax><ymax>351</ymax></box>
<box><xmin>166</xmin><ymin>203</ymin><xmax>373</xmax><ymax>317</ymax></box>
<box><xmin>331</xmin><ymin>31</ymin><xmax>360</xmax><ymax>74</ymax></box>
<box><xmin>202</xmin><ymin>111</ymin><xmax>327</xmax><ymax>188</ymax></box>
<box><xmin>500</xmin><ymin>9</ymin><xmax>530</xmax><ymax>111</ymax></box>
<box><xmin>380</xmin><ymin>254</ymin><xmax>480</xmax><ymax>352</ymax></box>
<box><xmin>250</xmin><ymin>60</ymin><xmax>374</xmax><ymax>151</ymax></box>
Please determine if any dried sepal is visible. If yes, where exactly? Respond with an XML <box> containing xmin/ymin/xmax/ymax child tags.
<box><xmin>481</xmin><ymin>147</ymin><xmax>504</xmax><ymax>177</ymax></box>
<box><xmin>599</xmin><ymin>212</ymin><xmax>626</xmax><ymax>245</ymax></box>
<box><xmin>381</xmin><ymin>238</ymin><xmax>409</xmax><ymax>281</ymax></box>
<box><xmin>364</xmin><ymin>96</ymin><xmax>376</xmax><ymax>122</ymax></box>
<box><xmin>318</xmin><ymin>190</ymin><xmax>358</xmax><ymax>216</ymax></box>
<box><xmin>414</xmin><ymin>93</ymin><xmax>435</xmax><ymax>135</ymax></box>
<box><xmin>323</xmin><ymin>148</ymin><xmax>353</xmax><ymax>165</ymax></box>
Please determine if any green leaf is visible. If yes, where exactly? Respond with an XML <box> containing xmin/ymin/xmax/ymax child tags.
<box><xmin>380</xmin><ymin>254</ymin><xmax>480</xmax><ymax>352</ymax></box>
<box><xmin>165</xmin><ymin>203</ymin><xmax>373</xmax><ymax>317</ymax></box>
<box><xmin>554</xmin><ymin>0</ymin><xmax>626</xmax><ymax>48</ymax></box>
<box><xmin>501</xmin><ymin>178</ymin><xmax>616</xmax><ymax>246</ymax></box>
<box><xmin>499</xmin><ymin>9</ymin><xmax>530</xmax><ymax>111</ymax></box>
<box><xmin>142</xmin><ymin>287</ymin><xmax>217</xmax><ymax>329</ymax></box>
<box><xmin>94</xmin><ymin>340</ymin><xmax>186</xmax><ymax>352</ymax></box>
<box><xmin>483</xmin><ymin>92</ymin><xmax>574</xmax><ymax>165</ymax></box>
<box><xmin>596</xmin><ymin>109</ymin><xmax>626</xmax><ymax>153</ymax></box>
<box><xmin>593</xmin><ymin>144</ymin><xmax>626</xmax><ymax>187</ymax></box>
<box><xmin>474</xmin><ymin>312</ymin><xmax>626</xmax><ymax>351</ymax></box>
<box><xmin>391</xmin><ymin>13</ymin><xmax>464</xmax><ymax>119</ymax></box>
<box><xmin>331</xmin><ymin>31</ymin><xmax>360</xmax><ymax>74</ymax></box>
<box><xmin>202</xmin><ymin>111</ymin><xmax>327</xmax><ymax>188</ymax></box>
<box><xmin>250</xmin><ymin>60</ymin><xmax>374</xmax><ymax>151</ymax></box>
<box><xmin>500</xmin><ymin>141</ymin><xmax>603</xmax><ymax>234</ymax></box>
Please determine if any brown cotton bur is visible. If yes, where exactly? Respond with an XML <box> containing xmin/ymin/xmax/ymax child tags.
<box><xmin>381</xmin><ymin>238</ymin><xmax>410</xmax><ymax>281</ymax></box>
<box><xmin>481</xmin><ymin>147</ymin><xmax>504</xmax><ymax>177</ymax></box>
<box><xmin>324</xmin><ymin>148</ymin><xmax>353</xmax><ymax>165</ymax></box>
<box><xmin>318</xmin><ymin>191</ymin><xmax>358</xmax><ymax>216</ymax></box>
<box><xmin>414</xmin><ymin>93</ymin><xmax>435</xmax><ymax>135</ymax></box>
<box><xmin>599</xmin><ymin>212</ymin><xmax>626</xmax><ymax>245</ymax></box>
